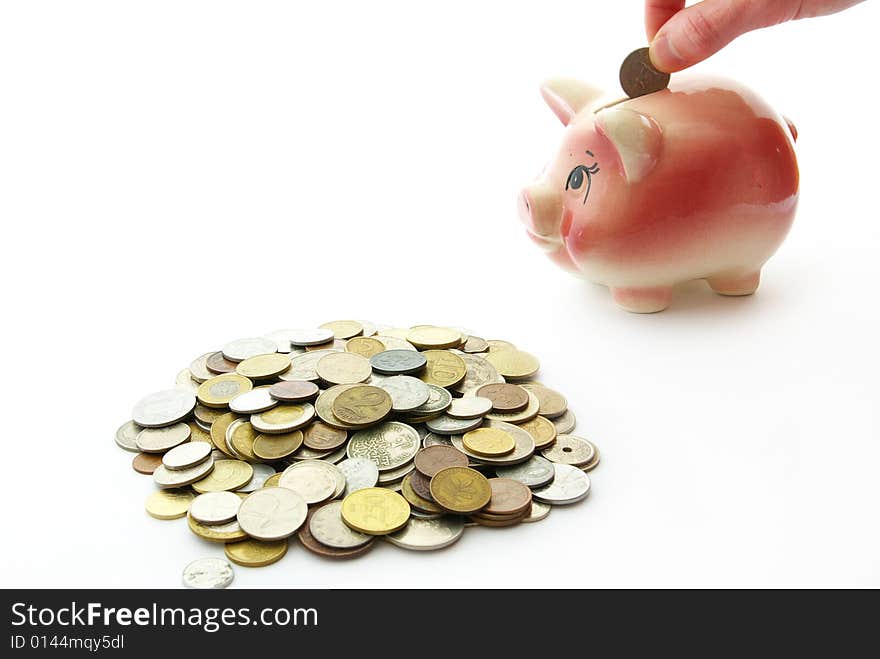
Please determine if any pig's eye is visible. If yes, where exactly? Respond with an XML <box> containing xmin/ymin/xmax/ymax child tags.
<box><xmin>565</xmin><ymin>162</ymin><xmax>600</xmax><ymax>204</ymax></box>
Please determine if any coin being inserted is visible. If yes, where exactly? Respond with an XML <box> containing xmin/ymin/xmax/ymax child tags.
<box><xmin>619</xmin><ymin>46</ymin><xmax>670</xmax><ymax>99</ymax></box>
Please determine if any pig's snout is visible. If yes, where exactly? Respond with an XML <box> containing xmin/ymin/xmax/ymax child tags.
<box><xmin>519</xmin><ymin>183</ymin><xmax>562</xmax><ymax>241</ymax></box>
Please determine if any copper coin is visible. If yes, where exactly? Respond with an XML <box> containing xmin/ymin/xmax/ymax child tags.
<box><xmin>413</xmin><ymin>445</ymin><xmax>469</xmax><ymax>478</ymax></box>
<box><xmin>483</xmin><ymin>478</ymin><xmax>532</xmax><ymax>516</ymax></box>
<box><xmin>477</xmin><ymin>383</ymin><xmax>529</xmax><ymax>413</ymax></box>
<box><xmin>132</xmin><ymin>452</ymin><xmax>164</xmax><ymax>475</ymax></box>
<box><xmin>303</xmin><ymin>421</ymin><xmax>348</xmax><ymax>451</ymax></box>
<box><xmin>408</xmin><ymin>469</ymin><xmax>434</xmax><ymax>501</ymax></box>
<box><xmin>619</xmin><ymin>47</ymin><xmax>670</xmax><ymax>99</ymax></box>
<box><xmin>206</xmin><ymin>351</ymin><xmax>237</xmax><ymax>374</ymax></box>
<box><xmin>270</xmin><ymin>380</ymin><xmax>319</xmax><ymax>403</ymax></box>
<box><xmin>297</xmin><ymin>509</ymin><xmax>375</xmax><ymax>559</ymax></box>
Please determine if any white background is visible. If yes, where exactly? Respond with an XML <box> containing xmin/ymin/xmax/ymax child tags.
<box><xmin>1</xmin><ymin>1</ymin><xmax>878</xmax><ymax>588</ymax></box>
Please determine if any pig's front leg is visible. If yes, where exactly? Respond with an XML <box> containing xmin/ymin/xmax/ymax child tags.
<box><xmin>610</xmin><ymin>285</ymin><xmax>674</xmax><ymax>313</ymax></box>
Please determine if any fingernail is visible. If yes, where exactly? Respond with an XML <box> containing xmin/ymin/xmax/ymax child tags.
<box><xmin>650</xmin><ymin>34</ymin><xmax>683</xmax><ymax>72</ymax></box>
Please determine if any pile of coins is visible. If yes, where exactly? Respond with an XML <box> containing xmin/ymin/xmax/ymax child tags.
<box><xmin>116</xmin><ymin>322</ymin><xmax>600</xmax><ymax>588</ymax></box>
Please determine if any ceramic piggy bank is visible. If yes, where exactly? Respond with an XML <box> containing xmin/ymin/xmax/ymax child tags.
<box><xmin>518</xmin><ymin>76</ymin><xmax>799</xmax><ymax>313</ymax></box>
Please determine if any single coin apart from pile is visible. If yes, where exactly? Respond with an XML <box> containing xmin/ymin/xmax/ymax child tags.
<box><xmin>119</xmin><ymin>321</ymin><xmax>603</xmax><ymax>582</ymax></box>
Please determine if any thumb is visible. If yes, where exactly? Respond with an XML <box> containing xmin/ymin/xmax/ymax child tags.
<box><xmin>649</xmin><ymin>0</ymin><xmax>801</xmax><ymax>72</ymax></box>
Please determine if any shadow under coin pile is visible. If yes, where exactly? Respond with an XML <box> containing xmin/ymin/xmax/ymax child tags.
<box><xmin>115</xmin><ymin>322</ymin><xmax>601</xmax><ymax>588</ymax></box>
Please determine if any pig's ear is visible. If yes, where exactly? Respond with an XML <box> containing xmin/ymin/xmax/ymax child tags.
<box><xmin>540</xmin><ymin>78</ymin><xmax>603</xmax><ymax>126</ymax></box>
<box><xmin>596</xmin><ymin>108</ymin><xmax>663</xmax><ymax>184</ymax></box>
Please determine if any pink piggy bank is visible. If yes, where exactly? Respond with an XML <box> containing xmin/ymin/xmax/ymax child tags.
<box><xmin>518</xmin><ymin>76</ymin><xmax>799</xmax><ymax>313</ymax></box>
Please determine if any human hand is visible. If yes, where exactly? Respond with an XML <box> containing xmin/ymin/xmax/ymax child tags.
<box><xmin>646</xmin><ymin>0</ymin><xmax>865</xmax><ymax>72</ymax></box>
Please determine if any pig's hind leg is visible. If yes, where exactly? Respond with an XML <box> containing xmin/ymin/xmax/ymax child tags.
<box><xmin>706</xmin><ymin>270</ymin><xmax>761</xmax><ymax>296</ymax></box>
<box><xmin>610</xmin><ymin>285</ymin><xmax>674</xmax><ymax>313</ymax></box>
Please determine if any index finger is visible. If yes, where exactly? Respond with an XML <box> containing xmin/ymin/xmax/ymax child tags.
<box><xmin>645</xmin><ymin>0</ymin><xmax>686</xmax><ymax>40</ymax></box>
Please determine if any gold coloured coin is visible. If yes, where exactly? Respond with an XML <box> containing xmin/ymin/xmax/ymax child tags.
<box><xmin>485</xmin><ymin>390</ymin><xmax>541</xmax><ymax>424</ymax></box>
<box><xmin>235</xmin><ymin>353</ymin><xmax>291</xmax><ymax>380</ymax></box>
<box><xmin>210</xmin><ymin>412</ymin><xmax>242</xmax><ymax>458</ymax></box>
<box><xmin>319</xmin><ymin>320</ymin><xmax>364</xmax><ymax>340</ymax></box>
<box><xmin>406</xmin><ymin>326</ymin><xmax>462</xmax><ymax>350</ymax></box>
<box><xmin>331</xmin><ymin>385</ymin><xmax>392</xmax><ymax>426</ymax></box>
<box><xmin>429</xmin><ymin>467</ymin><xmax>492</xmax><ymax>514</ymax></box>
<box><xmin>487</xmin><ymin>340</ymin><xmax>517</xmax><ymax>352</ymax></box>
<box><xmin>224</xmin><ymin>539</ymin><xmax>288</xmax><ymax>567</ymax></box>
<box><xmin>520</xmin><ymin>383</ymin><xmax>568</xmax><ymax>419</ymax></box>
<box><xmin>419</xmin><ymin>350</ymin><xmax>467</xmax><ymax>388</ymax></box>
<box><xmin>192</xmin><ymin>459</ymin><xmax>254</xmax><ymax>493</ymax></box>
<box><xmin>400</xmin><ymin>474</ymin><xmax>444</xmax><ymax>514</ymax></box>
<box><xmin>253</xmin><ymin>431</ymin><xmax>303</xmax><ymax>461</ymax></box>
<box><xmin>197</xmin><ymin>374</ymin><xmax>253</xmax><ymax>408</ymax></box>
<box><xmin>345</xmin><ymin>336</ymin><xmax>385</xmax><ymax>358</ymax></box>
<box><xmin>263</xmin><ymin>472</ymin><xmax>284</xmax><ymax>488</ymax></box>
<box><xmin>250</xmin><ymin>403</ymin><xmax>315</xmax><ymax>434</ymax></box>
<box><xmin>187</xmin><ymin>514</ymin><xmax>248</xmax><ymax>543</ymax></box>
<box><xmin>341</xmin><ymin>487</ymin><xmax>410</xmax><ymax>535</ymax></box>
<box><xmin>188</xmin><ymin>421</ymin><xmax>214</xmax><ymax>447</ymax></box>
<box><xmin>462</xmin><ymin>427</ymin><xmax>516</xmax><ymax>457</ymax></box>
<box><xmin>315</xmin><ymin>352</ymin><xmax>372</xmax><ymax>385</ymax></box>
<box><xmin>517</xmin><ymin>415</ymin><xmax>557</xmax><ymax>450</ymax></box>
<box><xmin>227</xmin><ymin>419</ymin><xmax>259</xmax><ymax>462</ymax></box>
<box><xmin>145</xmin><ymin>489</ymin><xmax>194</xmax><ymax>520</ymax></box>
<box><xmin>484</xmin><ymin>349</ymin><xmax>540</xmax><ymax>380</ymax></box>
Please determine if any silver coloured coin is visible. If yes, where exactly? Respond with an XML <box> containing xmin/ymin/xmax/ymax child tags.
<box><xmin>320</xmin><ymin>445</ymin><xmax>348</xmax><ymax>464</ymax></box>
<box><xmin>381</xmin><ymin>481</ymin><xmax>403</xmax><ymax>492</ymax></box>
<box><xmin>189</xmin><ymin>491</ymin><xmax>242</xmax><ymax>525</ymax></box>
<box><xmin>188</xmin><ymin>352</ymin><xmax>215</xmax><ymax>383</ymax></box>
<box><xmin>552</xmin><ymin>409</ymin><xmax>577</xmax><ymax>434</ymax></box>
<box><xmin>461</xmin><ymin>336</ymin><xmax>490</xmax><ymax>353</ymax></box>
<box><xmin>309</xmin><ymin>501</ymin><xmax>372</xmax><ymax>549</ymax></box>
<box><xmin>409</xmin><ymin>510</ymin><xmax>442</xmax><ymax>520</ymax></box>
<box><xmin>405</xmin><ymin>384</ymin><xmax>452</xmax><ymax>416</ymax></box>
<box><xmin>195</xmin><ymin>418</ymin><xmax>212</xmax><ymax>433</ymax></box>
<box><xmin>376</xmin><ymin>460</ymin><xmax>414</xmax><ymax>484</ymax></box>
<box><xmin>541</xmin><ymin>434</ymin><xmax>595</xmax><ymax>466</ymax></box>
<box><xmin>386</xmin><ymin>516</ymin><xmax>465</xmax><ymax>551</ymax></box>
<box><xmin>182</xmin><ymin>558</ymin><xmax>234</xmax><ymax>590</ymax></box>
<box><xmin>347</xmin><ymin>422</ymin><xmax>420</xmax><ymax>471</ymax></box>
<box><xmin>278</xmin><ymin>461</ymin><xmax>338</xmax><ymax>504</ymax></box>
<box><xmin>229</xmin><ymin>388</ymin><xmax>278</xmax><ymax>414</ymax></box>
<box><xmin>451</xmin><ymin>420</ymin><xmax>535</xmax><ymax>466</ymax></box>
<box><xmin>288</xmin><ymin>328</ymin><xmax>336</xmax><ymax>346</ymax></box>
<box><xmin>423</xmin><ymin>432</ymin><xmax>453</xmax><ymax>448</ymax></box>
<box><xmin>375</xmin><ymin>335</ymin><xmax>418</xmax><ymax>351</ymax></box>
<box><xmin>447</xmin><ymin>396</ymin><xmax>493</xmax><ymax>419</ymax></box>
<box><xmin>114</xmin><ymin>420</ymin><xmax>142</xmax><ymax>452</ymax></box>
<box><xmin>452</xmin><ymin>352</ymin><xmax>504</xmax><ymax>395</ymax></box>
<box><xmin>153</xmin><ymin>456</ymin><xmax>214</xmax><ymax>489</ymax></box>
<box><xmin>237</xmin><ymin>486</ymin><xmax>308</xmax><ymax>541</ymax></box>
<box><xmin>250</xmin><ymin>403</ymin><xmax>315</xmax><ymax>434</ymax></box>
<box><xmin>136</xmin><ymin>422</ymin><xmax>191</xmax><ymax>453</ymax></box>
<box><xmin>337</xmin><ymin>458</ymin><xmax>379</xmax><ymax>496</ymax></box>
<box><xmin>221</xmin><ymin>337</ymin><xmax>277</xmax><ymax>362</ymax></box>
<box><xmin>162</xmin><ymin>441</ymin><xmax>212</xmax><ymax>470</ymax></box>
<box><xmin>425</xmin><ymin>415</ymin><xmax>483</xmax><ymax>436</ymax></box>
<box><xmin>370</xmin><ymin>350</ymin><xmax>427</xmax><ymax>375</ymax></box>
<box><xmin>237</xmin><ymin>463</ymin><xmax>277</xmax><ymax>492</ymax></box>
<box><xmin>522</xmin><ymin>500</ymin><xmax>552</xmax><ymax>523</ymax></box>
<box><xmin>175</xmin><ymin>369</ymin><xmax>200</xmax><ymax>394</ymax></box>
<box><xmin>279</xmin><ymin>350</ymin><xmax>341</xmax><ymax>382</ymax></box>
<box><xmin>356</xmin><ymin>321</ymin><xmax>378</xmax><ymax>337</ymax></box>
<box><xmin>292</xmin><ymin>445</ymin><xmax>332</xmax><ymax>460</ymax></box>
<box><xmin>262</xmin><ymin>329</ymin><xmax>302</xmax><ymax>353</ymax></box>
<box><xmin>132</xmin><ymin>389</ymin><xmax>196</xmax><ymax>428</ymax></box>
<box><xmin>532</xmin><ymin>463</ymin><xmax>591</xmax><ymax>505</ymax></box>
<box><xmin>375</xmin><ymin>375</ymin><xmax>430</xmax><ymax>412</ymax></box>
<box><xmin>495</xmin><ymin>455</ymin><xmax>556</xmax><ymax>488</ymax></box>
